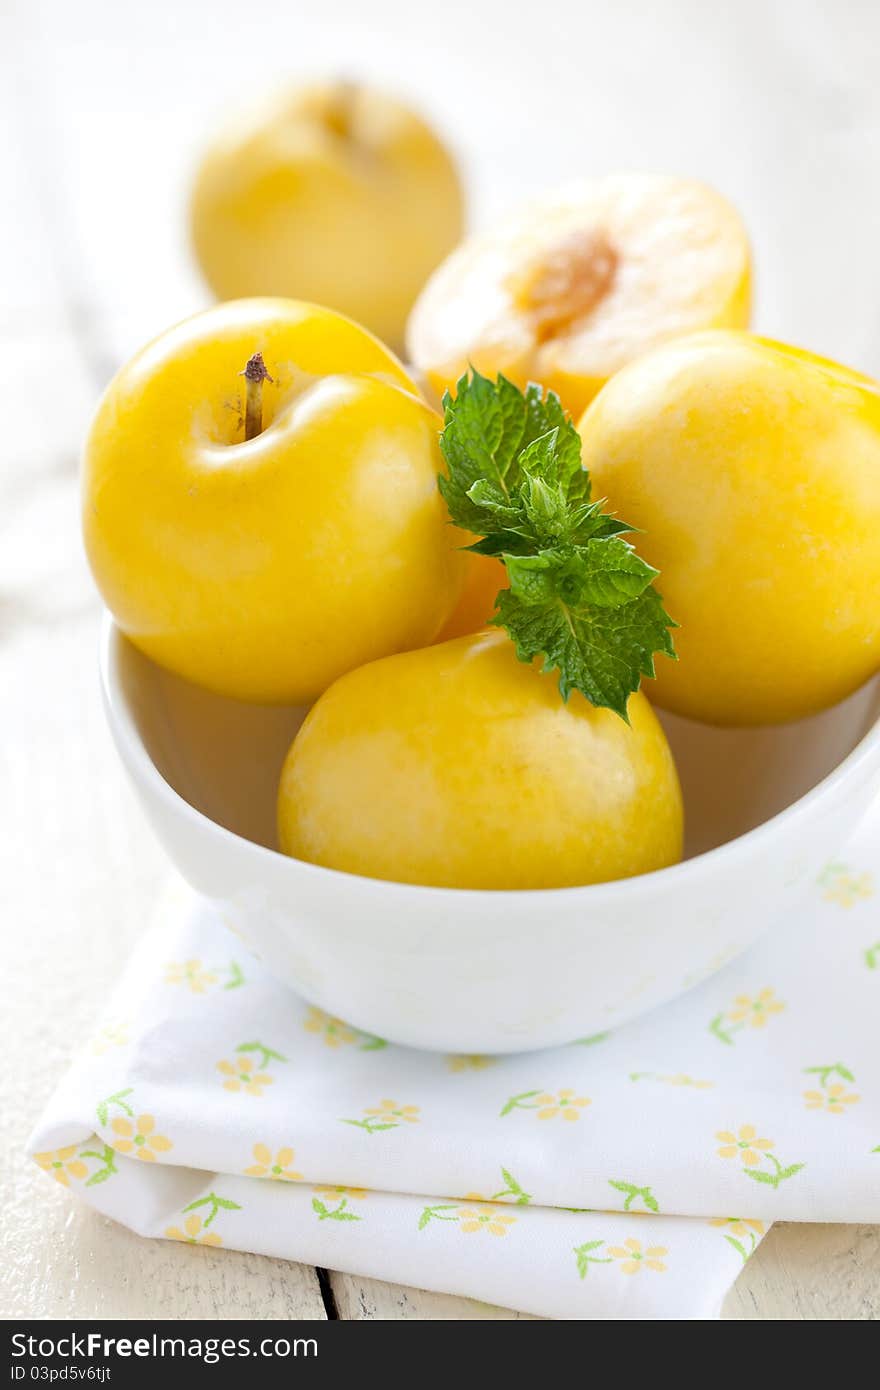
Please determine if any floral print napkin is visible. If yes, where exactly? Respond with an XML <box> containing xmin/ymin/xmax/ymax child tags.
<box><xmin>28</xmin><ymin>805</ymin><xmax>880</xmax><ymax>1319</ymax></box>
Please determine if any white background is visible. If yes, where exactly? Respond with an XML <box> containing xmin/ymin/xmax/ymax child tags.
<box><xmin>2</xmin><ymin>0</ymin><xmax>879</xmax><ymax>1318</ymax></box>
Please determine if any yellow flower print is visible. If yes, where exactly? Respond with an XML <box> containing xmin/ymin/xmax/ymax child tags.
<box><xmin>716</xmin><ymin>1125</ymin><xmax>773</xmax><ymax>1166</ymax></box>
<box><xmin>313</xmin><ymin>1184</ymin><xmax>368</xmax><ymax>1202</ymax></box>
<box><xmin>303</xmin><ymin>1007</ymin><xmax>356</xmax><ymax>1048</ymax></box>
<box><xmin>217</xmin><ymin>1055</ymin><xmax>274</xmax><ymax>1096</ymax></box>
<box><xmin>629</xmin><ymin>1071</ymin><xmax>714</xmax><ymax>1088</ymax></box>
<box><xmin>820</xmin><ymin>864</ymin><xmax>873</xmax><ymax>908</ymax></box>
<box><xmin>710</xmin><ymin>1217</ymin><xmax>765</xmax><ymax>1238</ymax></box>
<box><xmin>607</xmin><ymin>1237</ymin><xmax>668</xmax><ymax>1274</ymax></box>
<box><xmin>448</xmin><ymin>1054</ymin><xmax>495</xmax><ymax>1073</ymax></box>
<box><xmin>110</xmin><ymin>1114</ymin><xmax>173</xmax><ymax>1162</ymax></box>
<box><xmin>343</xmin><ymin>1099</ymin><xmax>422</xmax><ymax>1134</ymax></box>
<box><xmin>164</xmin><ymin>1214</ymin><xmax>222</xmax><ymax>1247</ymax></box>
<box><xmin>244</xmin><ymin>1143</ymin><xmax>303</xmax><ymax>1180</ymax></box>
<box><xmin>89</xmin><ymin>1023</ymin><xmax>129</xmax><ymax>1056</ymax></box>
<box><xmin>457</xmin><ymin>1200</ymin><xmax>517</xmax><ymax>1237</ymax></box>
<box><xmin>33</xmin><ymin>1146</ymin><xmax>89</xmax><ymax>1187</ymax></box>
<box><xmin>710</xmin><ymin>987</ymin><xmax>786</xmax><ymax>1045</ymax></box>
<box><xmin>727</xmin><ymin>988</ymin><xmax>785</xmax><ymax>1029</ymax></box>
<box><xmin>535</xmin><ymin>1089</ymin><xmax>591</xmax><ymax>1121</ymax></box>
<box><xmin>365</xmin><ymin>1099</ymin><xmax>420</xmax><ymax>1126</ymax></box>
<box><xmin>803</xmin><ymin>1083</ymin><xmax>860</xmax><ymax>1115</ymax></box>
<box><xmin>419</xmin><ymin>1178</ymin><xmax>528</xmax><ymax>1231</ymax></box>
<box><xmin>165</xmin><ymin>958</ymin><xmax>218</xmax><ymax>994</ymax></box>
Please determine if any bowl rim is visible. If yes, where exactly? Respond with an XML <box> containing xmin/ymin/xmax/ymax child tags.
<box><xmin>100</xmin><ymin>612</ymin><xmax>880</xmax><ymax>907</ymax></box>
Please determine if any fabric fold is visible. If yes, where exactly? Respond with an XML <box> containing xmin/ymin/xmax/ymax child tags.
<box><xmin>28</xmin><ymin>804</ymin><xmax>880</xmax><ymax>1318</ymax></box>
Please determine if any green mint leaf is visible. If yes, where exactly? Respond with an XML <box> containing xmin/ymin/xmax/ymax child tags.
<box><xmin>465</xmin><ymin>479</ymin><xmax>521</xmax><ymax>522</ymax></box>
<box><xmin>439</xmin><ymin>371</ymin><xmax>676</xmax><ymax>717</ymax></box>
<box><xmin>504</xmin><ymin>540</ymin><xmax>657</xmax><ymax>612</ymax></box>
<box><xmin>571</xmin><ymin>538</ymin><xmax>659</xmax><ymax>606</ymax></box>
<box><xmin>520</xmin><ymin>385</ymin><xmax>587</xmax><ymax>503</ymax></box>
<box><xmin>493</xmin><ymin>584</ymin><xmax>675</xmax><ymax>721</ymax></box>
<box><xmin>439</xmin><ymin>370</ymin><xmax>587</xmax><ymax>536</ymax></box>
<box><xmin>439</xmin><ymin>371</ymin><xmax>525</xmax><ymax>532</ymax></box>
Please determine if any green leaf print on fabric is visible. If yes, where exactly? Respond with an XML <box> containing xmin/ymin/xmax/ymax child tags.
<box><xmin>96</xmin><ymin>1088</ymin><xmax>134</xmax><ymax>1126</ymax></box>
<box><xmin>165</xmin><ymin>1192</ymin><xmax>241</xmax><ymax>1247</ymax></box>
<box><xmin>224</xmin><ymin>961</ymin><xmax>246</xmax><ymax>990</ymax></box>
<box><xmin>340</xmin><ymin>1100</ymin><xmax>420</xmax><ymax>1133</ymax></box>
<box><xmin>499</xmin><ymin>1088</ymin><xmax>590</xmax><ymax>1120</ymax></box>
<box><xmin>312</xmin><ymin>1197</ymin><xmax>362</xmax><ymax>1222</ymax></box>
<box><xmin>418</xmin><ymin>1204</ymin><xmax>460</xmax><ymax>1230</ymax></box>
<box><xmin>802</xmin><ymin>1063</ymin><xmax>860</xmax><ymax>1115</ymax></box>
<box><xmin>302</xmin><ymin>1006</ymin><xmax>386</xmax><ymax>1051</ymax></box>
<box><xmin>236</xmin><ymin>1040</ymin><xmax>287</xmax><ymax>1068</ymax></box>
<box><xmin>419</xmin><ymin>1198</ymin><xmax>517</xmax><ymax>1237</ymax></box>
<box><xmin>608</xmin><ymin>1180</ymin><xmax>660</xmax><ymax>1213</ymax></box>
<box><xmin>803</xmin><ymin>1062</ymin><xmax>855</xmax><ymax>1085</ymax></box>
<box><xmin>574</xmin><ymin>1241</ymin><xmax>613</xmax><ymax>1277</ymax></box>
<box><xmin>716</xmin><ymin>1125</ymin><xmax>805</xmax><ymax>1188</ymax></box>
<box><xmin>818</xmin><ymin>862</ymin><xmax>873</xmax><ymax>908</ymax></box>
<box><xmin>742</xmin><ymin>1157</ymin><xmax>805</xmax><ymax>1187</ymax></box>
<box><xmin>708</xmin><ymin>989</ymin><xmax>785</xmax><ymax>1046</ymax></box>
<box><xmin>709</xmin><ymin>1217</ymin><xmax>765</xmax><ymax>1262</ymax></box>
<box><xmin>492</xmin><ymin>1168</ymin><xmax>532</xmax><ymax>1205</ymax></box>
<box><xmin>500</xmin><ymin>1090</ymin><xmax>542</xmax><ymax>1117</ymax></box>
<box><xmin>78</xmin><ymin>1142</ymin><xmax>118</xmax><ymax>1187</ymax></box>
<box><xmin>183</xmin><ymin>1192</ymin><xmax>242</xmax><ymax>1227</ymax></box>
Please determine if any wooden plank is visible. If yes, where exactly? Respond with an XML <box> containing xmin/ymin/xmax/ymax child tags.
<box><xmin>0</xmin><ymin>20</ymin><xmax>326</xmax><ymax>1326</ymax></box>
<box><xmin>723</xmin><ymin>1223</ymin><xmax>880</xmax><ymax>1321</ymax></box>
<box><xmin>328</xmin><ymin>1273</ymin><xmax>540</xmax><ymax>1320</ymax></box>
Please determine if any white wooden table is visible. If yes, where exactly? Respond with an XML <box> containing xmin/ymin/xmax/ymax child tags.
<box><xmin>2</xmin><ymin>0</ymin><xmax>878</xmax><ymax>1320</ymax></box>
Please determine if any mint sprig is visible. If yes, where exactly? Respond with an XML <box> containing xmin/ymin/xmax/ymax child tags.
<box><xmin>439</xmin><ymin>370</ymin><xmax>676</xmax><ymax>719</ymax></box>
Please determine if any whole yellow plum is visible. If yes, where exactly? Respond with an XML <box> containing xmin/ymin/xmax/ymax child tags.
<box><xmin>83</xmin><ymin>299</ymin><xmax>464</xmax><ymax>704</ymax></box>
<box><xmin>407</xmin><ymin>173</ymin><xmax>750</xmax><ymax>419</ymax></box>
<box><xmin>190</xmin><ymin>81</ymin><xmax>464</xmax><ymax>351</ymax></box>
<box><xmin>579</xmin><ymin>331</ymin><xmax>880</xmax><ymax>725</ymax></box>
<box><xmin>278</xmin><ymin>630</ymin><xmax>683</xmax><ymax>890</ymax></box>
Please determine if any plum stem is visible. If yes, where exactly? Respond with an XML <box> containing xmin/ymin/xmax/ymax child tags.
<box><xmin>327</xmin><ymin>78</ymin><xmax>358</xmax><ymax>139</ymax></box>
<box><xmin>240</xmin><ymin>352</ymin><xmax>273</xmax><ymax>440</ymax></box>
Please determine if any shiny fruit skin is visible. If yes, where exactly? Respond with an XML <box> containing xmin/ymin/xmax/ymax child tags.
<box><xmin>407</xmin><ymin>173</ymin><xmax>751</xmax><ymax>419</ymax></box>
<box><xmin>579</xmin><ymin>331</ymin><xmax>880</xmax><ymax>725</ymax></box>
<box><xmin>83</xmin><ymin>298</ymin><xmax>464</xmax><ymax>704</ymax></box>
<box><xmin>435</xmin><ymin>551</ymin><xmax>506</xmax><ymax>641</ymax></box>
<box><xmin>190</xmin><ymin>82</ymin><xmax>464</xmax><ymax>351</ymax></box>
<box><xmin>278</xmin><ymin>630</ymin><xmax>683</xmax><ymax>890</ymax></box>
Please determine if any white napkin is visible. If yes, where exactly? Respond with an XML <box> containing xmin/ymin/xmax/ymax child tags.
<box><xmin>29</xmin><ymin>805</ymin><xmax>879</xmax><ymax>1320</ymax></box>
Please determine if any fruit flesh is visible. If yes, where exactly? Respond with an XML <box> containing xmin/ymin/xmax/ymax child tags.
<box><xmin>83</xmin><ymin>298</ymin><xmax>464</xmax><ymax>704</ymax></box>
<box><xmin>278</xmin><ymin>630</ymin><xmax>684</xmax><ymax>890</ymax></box>
<box><xmin>579</xmin><ymin>330</ymin><xmax>880</xmax><ymax>726</ymax></box>
<box><xmin>407</xmin><ymin>173</ymin><xmax>751</xmax><ymax>419</ymax></box>
<box><xmin>190</xmin><ymin>81</ymin><xmax>464</xmax><ymax>351</ymax></box>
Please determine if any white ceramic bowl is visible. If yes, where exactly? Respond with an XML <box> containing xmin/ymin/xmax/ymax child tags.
<box><xmin>101</xmin><ymin>614</ymin><xmax>880</xmax><ymax>1053</ymax></box>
